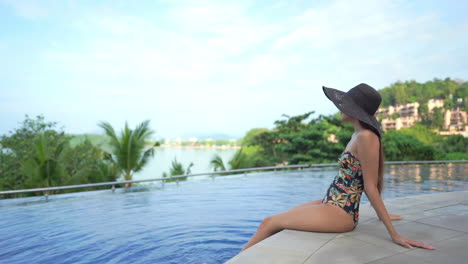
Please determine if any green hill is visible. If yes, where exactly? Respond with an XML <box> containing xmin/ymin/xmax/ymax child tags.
<box><xmin>379</xmin><ymin>78</ymin><xmax>467</xmax><ymax>109</ymax></box>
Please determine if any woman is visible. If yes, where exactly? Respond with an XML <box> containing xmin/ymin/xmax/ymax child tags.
<box><xmin>240</xmin><ymin>83</ymin><xmax>435</xmax><ymax>252</ymax></box>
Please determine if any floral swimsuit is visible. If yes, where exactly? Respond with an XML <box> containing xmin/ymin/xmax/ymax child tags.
<box><xmin>321</xmin><ymin>151</ymin><xmax>364</xmax><ymax>227</ymax></box>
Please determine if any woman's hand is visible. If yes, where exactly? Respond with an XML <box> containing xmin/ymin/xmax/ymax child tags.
<box><xmin>391</xmin><ymin>234</ymin><xmax>436</xmax><ymax>250</ymax></box>
<box><xmin>379</xmin><ymin>213</ymin><xmax>403</xmax><ymax>221</ymax></box>
<box><xmin>389</xmin><ymin>213</ymin><xmax>404</xmax><ymax>221</ymax></box>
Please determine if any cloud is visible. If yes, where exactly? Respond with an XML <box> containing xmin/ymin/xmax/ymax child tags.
<box><xmin>33</xmin><ymin>0</ymin><xmax>468</xmax><ymax>102</ymax></box>
<box><xmin>39</xmin><ymin>3</ymin><xmax>290</xmax><ymax>91</ymax></box>
<box><xmin>270</xmin><ymin>0</ymin><xmax>433</xmax><ymax>54</ymax></box>
<box><xmin>1</xmin><ymin>0</ymin><xmax>49</xmax><ymax>19</ymax></box>
<box><xmin>1</xmin><ymin>0</ymin><xmax>467</xmax><ymax>137</ymax></box>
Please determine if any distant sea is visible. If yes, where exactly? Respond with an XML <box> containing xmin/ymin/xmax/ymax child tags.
<box><xmin>131</xmin><ymin>147</ymin><xmax>238</xmax><ymax>181</ymax></box>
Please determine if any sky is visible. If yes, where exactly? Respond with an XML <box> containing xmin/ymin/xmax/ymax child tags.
<box><xmin>1</xmin><ymin>0</ymin><xmax>467</xmax><ymax>140</ymax></box>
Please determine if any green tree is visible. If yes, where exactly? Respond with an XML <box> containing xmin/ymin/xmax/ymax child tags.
<box><xmin>379</xmin><ymin>77</ymin><xmax>467</xmax><ymax>110</ymax></box>
<box><xmin>208</xmin><ymin>145</ymin><xmax>264</xmax><ymax>176</ymax></box>
<box><xmin>0</xmin><ymin>115</ymin><xmax>123</xmax><ymax>198</ymax></box>
<box><xmin>21</xmin><ymin>132</ymin><xmax>69</xmax><ymax>192</ymax></box>
<box><xmin>210</xmin><ymin>154</ymin><xmax>227</xmax><ymax>172</ymax></box>
<box><xmin>436</xmin><ymin>135</ymin><xmax>468</xmax><ymax>154</ymax></box>
<box><xmin>209</xmin><ymin>148</ymin><xmax>253</xmax><ymax>175</ymax></box>
<box><xmin>431</xmin><ymin>107</ymin><xmax>445</xmax><ymax>128</ymax></box>
<box><xmin>0</xmin><ymin>115</ymin><xmax>68</xmax><ymax>193</ymax></box>
<box><xmin>98</xmin><ymin>120</ymin><xmax>160</xmax><ymax>188</ymax></box>
<box><xmin>255</xmin><ymin>111</ymin><xmax>317</xmax><ymax>164</ymax></box>
<box><xmin>397</xmin><ymin>124</ymin><xmax>442</xmax><ymax>145</ymax></box>
<box><xmin>240</xmin><ymin>128</ymin><xmax>269</xmax><ymax>146</ymax></box>
<box><xmin>60</xmin><ymin>137</ymin><xmax>121</xmax><ymax>186</ymax></box>
<box><xmin>418</xmin><ymin>104</ymin><xmax>430</xmax><ymax>126</ymax></box>
<box><xmin>382</xmin><ymin>130</ymin><xmax>444</xmax><ymax>161</ymax></box>
<box><xmin>162</xmin><ymin>157</ymin><xmax>193</xmax><ymax>182</ymax></box>
<box><xmin>243</xmin><ymin>112</ymin><xmax>354</xmax><ymax>166</ymax></box>
<box><xmin>394</xmin><ymin>82</ymin><xmax>408</xmax><ymax>105</ymax></box>
<box><xmin>228</xmin><ymin>148</ymin><xmax>252</xmax><ymax>170</ymax></box>
<box><xmin>249</xmin><ymin>129</ymin><xmax>283</xmax><ymax>164</ymax></box>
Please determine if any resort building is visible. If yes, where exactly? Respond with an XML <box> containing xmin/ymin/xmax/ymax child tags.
<box><xmin>443</xmin><ymin>107</ymin><xmax>467</xmax><ymax>132</ymax></box>
<box><xmin>327</xmin><ymin>134</ymin><xmax>339</xmax><ymax>143</ymax></box>
<box><xmin>376</xmin><ymin>97</ymin><xmax>467</xmax><ymax>136</ymax></box>
<box><xmin>376</xmin><ymin>102</ymin><xmax>421</xmax><ymax>131</ymax></box>
<box><xmin>427</xmin><ymin>98</ymin><xmax>445</xmax><ymax>112</ymax></box>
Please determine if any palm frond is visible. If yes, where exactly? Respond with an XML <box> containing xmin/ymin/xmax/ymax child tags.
<box><xmin>34</xmin><ymin>134</ymin><xmax>48</xmax><ymax>164</ymax></box>
<box><xmin>229</xmin><ymin>148</ymin><xmax>251</xmax><ymax>170</ymax></box>
<box><xmin>134</xmin><ymin>120</ymin><xmax>154</xmax><ymax>141</ymax></box>
<box><xmin>186</xmin><ymin>162</ymin><xmax>194</xmax><ymax>175</ymax></box>
<box><xmin>98</xmin><ymin>120</ymin><xmax>156</xmax><ymax>185</ymax></box>
<box><xmin>66</xmin><ymin>166</ymin><xmax>91</xmax><ymax>185</ymax></box>
<box><xmin>210</xmin><ymin>154</ymin><xmax>226</xmax><ymax>172</ymax></box>
<box><xmin>134</xmin><ymin>148</ymin><xmax>154</xmax><ymax>172</ymax></box>
<box><xmin>98</xmin><ymin>121</ymin><xmax>121</xmax><ymax>153</ymax></box>
<box><xmin>170</xmin><ymin>157</ymin><xmax>185</xmax><ymax>176</ymax></box>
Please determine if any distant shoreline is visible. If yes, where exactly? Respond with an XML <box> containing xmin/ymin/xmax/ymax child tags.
<box><xmin>150</xmin><ymin>145</ymin><xmax>242</xmax><ymax>149</ymax></box>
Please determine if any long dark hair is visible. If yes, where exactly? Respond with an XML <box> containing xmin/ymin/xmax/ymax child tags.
<box><xmin>358</xmin><ymin>120</ymin><xmax>385</xmax><ymax>196</ymax></box>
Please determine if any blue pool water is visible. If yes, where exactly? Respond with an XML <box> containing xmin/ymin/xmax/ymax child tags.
<box><xmin>1</xmin><ymin>164</ymin><xmax>467</xmax><ymax>264</ymax></box>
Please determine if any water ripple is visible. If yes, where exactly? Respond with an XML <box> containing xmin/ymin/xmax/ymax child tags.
<box><xmin>0</xmin><ymin>167</ymin><xmax>467</xmax><ymax>263</ymax></box>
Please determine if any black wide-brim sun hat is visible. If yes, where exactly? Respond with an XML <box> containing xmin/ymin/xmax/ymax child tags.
<box><xmin>322</xmin><ymin>83</ymin><xmax>383</xmax><ymax>137</ymax></box>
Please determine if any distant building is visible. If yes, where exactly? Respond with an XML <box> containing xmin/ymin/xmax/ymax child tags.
<box><xmin>327</xmin><ymin>134</ymin><xmax>339</xmax><ymax>143</ymax></box>
<box><xmin>379</xmin><ymin>116</ymin><xmax>420</xmax><ymax>131</ymax></box>
<box><xmin>427</xmin><ymin>99</ymin><xmax>444</xmax><ymax>112</ymax></box>
<box><xmin>376</xmin><ymin>98</ymin><xmax>467</xmax><ymax>136</ymax></box>
<box><xmin>444</xmin><ymin>107</ymin><xmax>467</xmax><ymax>132</ymax></box>
<box><xmin>377</xmin><ymin>102</ymin><xmax>420</xmax><ymax>131</ymax></box>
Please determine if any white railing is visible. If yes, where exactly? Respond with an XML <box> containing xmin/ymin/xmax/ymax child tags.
<box><xmin>0</xmin><ymin>160</ymin><xmax>466</xmax><ymax>200</ymax></box>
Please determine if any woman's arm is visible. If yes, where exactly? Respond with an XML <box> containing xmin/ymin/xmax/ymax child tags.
<box><xmin>357</xmin><ymin>131</ymin><xmax>397</xmax><ymax>238</ymax></box>
<box><xmin>365</xmin><ymin>185</ymin><xmax>398</xmax><ymax>238</ymax></box>
<box><xmin>357</xmin><ymin>131</ymin><xmax>435</xmax><ymax>250</ymax></box>
<box><xmin>364</xmin><ymin>192</ymin><xmax>404</xmax><ymax>221</ymax></box>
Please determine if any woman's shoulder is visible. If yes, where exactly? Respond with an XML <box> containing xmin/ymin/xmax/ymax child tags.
<box><xmin>356</xmin><ymin>128</ymin><xmax>378</xmax><ymax>137</ymax></box>
<box><xmin>355</xmin><ymin>129</ymin><xmax>379</xmax><ymax>145</ymax></box>
<box><xmin>355</xmin><ymin>129</ymin><xmax>380</xmax><ymax>164</ymax></box>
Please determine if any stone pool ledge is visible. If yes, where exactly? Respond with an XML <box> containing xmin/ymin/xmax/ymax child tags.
<box><xmin>226</xmin><ymin>190</ymin><xmax>468</xmax><ymax>264</ymax></box>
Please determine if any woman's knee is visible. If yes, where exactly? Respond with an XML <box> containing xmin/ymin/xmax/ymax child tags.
<box><xmin>259</xmin><ymin>216</ymin><xmax>275</xmax><ymax>229</ymax></box>
<box><xmin>259</xmin><ymin>216</ymin><xmax>283</xmax><ymax>233</ymax></box>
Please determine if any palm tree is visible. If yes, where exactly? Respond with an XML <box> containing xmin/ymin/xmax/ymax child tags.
<box><xmin>98</xmin><ymin>120</ymin><xmax>160</xmax><ymax>188</ymax></box>
<box><xmin>228</xmin><ymin>148</ymin><xmax>251</xmax><ymax>170</ymax></box>
<box><xmin>209</xmin><ymin>148</ymin><xmax>251</xmax><ymax>175</ymax></box>
<box><xmin>21</xmin><ymin>133</ymin><xmax>69</xmax><ymax>193</ymax></box>
<box><xmin>210</xmin><ymin>154</ymin><xmax>226</xmax><ymax>172</ymax></box>
<box><xmin>162</xmin><ymin>157</ymin><xmax>194</xmax><ymax>183</ymax></box>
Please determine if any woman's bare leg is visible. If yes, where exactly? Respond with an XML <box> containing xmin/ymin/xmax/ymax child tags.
<box><xmin>239</xmin><ymin>199</ymin><xmax>323</xmax><ymax>252</ymax></box>
<box><xmin>287</xmin><ymin>199</ymin><xmax>323</xmax><ymax>211</ymax></box>
<box><xmin>240</xmin><ymin>204</ymin><xmax>354</xmax><ymax>252</ymax></box>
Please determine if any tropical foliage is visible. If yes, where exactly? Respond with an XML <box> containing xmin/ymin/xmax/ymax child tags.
<box><xmin>240</xmin><ymin>112</ymin><xmax>355</xmax><ymax>165</ymax></box>
<box><xmin>379</xmin><ymin>78</ymin><xmax>467</xmax><ymax>109</ymax></box>
<box><xmin>240</xmin><ymin>110</ymin><xmax>467</xmax><ymax>167</ymax></box>
<box><xmin>209</xmin><ymin>145</ymin><xmax>266</xmax><ymax>176</ymax></box>
<box><xmin>98</xmin><ymin>120</ymin><xmax>160</xmax><ymax>188</ymax></box>
<box><xmin>0</xmin><ymin>115</ymin><xmax>120</xmax><ymax>198</ymax></box>
<box><xmin>162</xmin><ymin>157</ymin><xmax>194</xmax><ymax>183</ymax></box>
<box><xmin>21</xmin><ymin>132</ymin><xmax>69</xmax><ymax>190</ymax></box>
<box><xmin>235</xmin><ymin>78</ymin><xmax>467</xmax><ymax>166</ymax></box>
<box><xmin>1</xmin><ymin>78</ymin><xmax>466</xmax><ymax>197</ymax></box>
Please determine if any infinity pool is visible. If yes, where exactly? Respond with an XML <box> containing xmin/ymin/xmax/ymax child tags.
<box><xmin>1</xmin><ymin>164</ymin><xmax>467</xmax><ymax>264</ymax></box>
